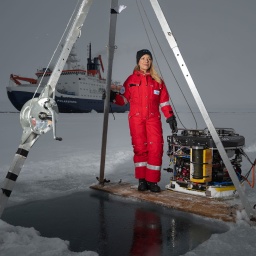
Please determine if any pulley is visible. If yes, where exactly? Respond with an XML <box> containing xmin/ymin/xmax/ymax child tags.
<box><xmin>20</xmin><ymin>97</ymin><xmax>62</xmax><ymax>142</ymax></box>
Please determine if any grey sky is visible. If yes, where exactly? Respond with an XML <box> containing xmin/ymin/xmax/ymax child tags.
<box><xmin>1</xmin><ymin>0</ymin><xmax>256</xmax><ymax>112</ymax></box>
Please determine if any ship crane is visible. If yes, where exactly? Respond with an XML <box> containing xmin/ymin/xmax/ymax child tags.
<box><xmin>98</xmin><ymin>54</ymin><xmax>104</xmax><ymax>73</ymax></box>
<box><xmin>10</xmin><ymin>74</ymin><xmax>37</xmax><ymax>85</ymax></box>
<box><xmin>0</xmin><ymin>0</ymin><xmax>255</xmax><ymax>222</ymax></box>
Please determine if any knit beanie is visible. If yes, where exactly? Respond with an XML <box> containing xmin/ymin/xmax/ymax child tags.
<box><xmin>136</xmin><ymin>49</ymin><xmax>153</xmax><ymax>64</ymax></box>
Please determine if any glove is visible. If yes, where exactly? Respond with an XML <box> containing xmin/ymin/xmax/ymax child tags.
<box><xmin>110</xmin><ymin>90</ymin><xmax>117</xmax><ymax>103</ymax></box>
<box><xmin>102</xmin><ymin>90</ymin><xmax>117</xmax><ymax>103</ymax></box>
<box><xmin>166</xmin><ymin>116</ymin><xmax>178</xmax><ymax>133</ymax></box>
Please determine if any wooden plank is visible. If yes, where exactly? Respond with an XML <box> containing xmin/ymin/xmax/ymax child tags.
<box><xmin>90</xmin><ymin>182</ymin><xmax>237</xmax><ymax>222</ymax></box>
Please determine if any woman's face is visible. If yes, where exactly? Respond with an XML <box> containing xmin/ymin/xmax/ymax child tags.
<box><xmin>138</xmin><ymin>54</ymin><xmax>152</xmax><ymax>73</ymax></box>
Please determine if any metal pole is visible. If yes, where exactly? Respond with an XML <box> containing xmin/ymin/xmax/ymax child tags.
<box><xmin>99</xmin><ymin>0</ymin><xmax>119</xmax><ymax>184</ymax></box>
<box><xmin>149</xmin><ymin>0</ymin><xmax>256</xmax><ymax>219</ymax></box>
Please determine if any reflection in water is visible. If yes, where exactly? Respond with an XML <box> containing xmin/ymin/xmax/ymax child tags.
<box><xmin>130</xmin><ymin>209</ymin><xmax>162</xmax><ymax>256</ymax></box>
<box><xmin>169</xmin><ymin>218</ymin><xmax>177</xmax><ymax>249</ymax></box>
<box><xmin>98</xmin><ymin>198</ymin><xmax>108</xmax><ymax>256</ymax></box>
<box><xmin>2</xmin><ymin>190</ymin><xmax>229</xmax><ymax>256</ymax></box>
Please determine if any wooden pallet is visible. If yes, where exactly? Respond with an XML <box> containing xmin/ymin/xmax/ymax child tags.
<box><xmin>90</xmin><ymin>182</ymin><xmax>237</xmax><ymax>222</ymax></box>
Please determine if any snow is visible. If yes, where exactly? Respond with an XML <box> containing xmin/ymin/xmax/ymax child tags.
<box><xmin>184</xmin><ymin>221</ymin><xmax>256</xmax><ymax>256</ymax></box>
<box><xmin>0</xmin><ymin>219</ymin><xmax>97</xmax><ymax>256</ymax></box>
<box><xmin>0</xmin><ymin>111</ymin><xmax>256</xmax><ymax>255</ymax></box>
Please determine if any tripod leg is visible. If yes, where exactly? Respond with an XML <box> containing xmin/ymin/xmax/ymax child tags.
<box><xmin>0</xmin><ymin>133</ymin><xmax>39</xmax><ymax>217</ymax></box>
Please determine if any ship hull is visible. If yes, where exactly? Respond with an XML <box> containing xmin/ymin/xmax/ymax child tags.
<box><xmin>7</xmin><ymin>89</ymin><xmax>129</xmax><ymax>113</ymax></box>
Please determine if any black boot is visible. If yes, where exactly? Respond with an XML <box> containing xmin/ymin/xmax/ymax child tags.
<box><xmin>148</xmin><ymin>182</ymin><xmax>161</xmax><ymax>193</ymax></box>
<box><xmin>138</xmin><ymin>179</ymin><xmax>148</xmax><ymax>191</ymax></box>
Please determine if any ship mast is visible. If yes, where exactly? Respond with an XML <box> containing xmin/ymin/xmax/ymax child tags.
<box><xmin>87</xmin><ymin>42</ymin><xmax>92</xmax><ymax>71</ymax></box>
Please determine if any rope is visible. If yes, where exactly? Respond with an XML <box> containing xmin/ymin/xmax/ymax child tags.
<box><xmin>136</xmin><ymin>0</ymin><xmax>198</xmax><ymax>129</ymax></box>
<box><xmin>241</xmin><ymin>163</ymin><xmax>255</xmax><ymax>188</ymax></box>
<box><xmin>31</xmin><ymin>0</ymin><xmax>81</xmax><ymax>102</ymax></box>
<box><xmin>239</xmin><ymin>148</ymin><xmax>256</xmax><ymax>188</ymax></box>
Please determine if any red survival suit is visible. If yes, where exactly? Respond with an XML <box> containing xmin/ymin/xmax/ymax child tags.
<box><xmin>114</xmin><ymin>70</ymin><xmax>174</xmax><ymax>182</ymax></box>
<box><xmin>129</xmin><ymin>209</ymin><xmax>162</xmax><ymax>256</ymax></box>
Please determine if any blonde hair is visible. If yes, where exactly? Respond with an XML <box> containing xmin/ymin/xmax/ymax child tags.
<box><xmin>134</xmin><ymin>64</ymin><xmax>162</xmax><ymax>84</ymax></box>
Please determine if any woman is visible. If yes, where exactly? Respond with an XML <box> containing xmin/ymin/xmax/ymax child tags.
<box><xmin>111</xmin><ymin>49</ymin><xmax>177</xmax><ymax>192</ymax></box>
